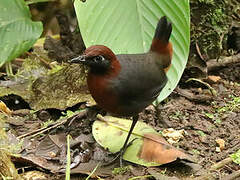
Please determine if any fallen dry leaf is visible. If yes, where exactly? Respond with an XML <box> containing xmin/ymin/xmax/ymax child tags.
<box><xmin>21</xmin><ymin>171</ymin><xmax>48</xmax><ymax>180</ymax></box>
<box><xmin>216</xmin><ymin>138</ymin><xmax>225</xmax><ymax>151</ymax></box>
<box><xmin>207</xmin><ymin>75</ymin><xmax>221</xmax><ymax>83</ymax></box>
<box><xmin>139</xmin><ymin>133</ymin><xmax>192</xmax><ymax>164</ymax></box>
<box><xmin>162</xmin><ymin>128</ymin><xmax>185</xmax><ymax>144</ymax></box>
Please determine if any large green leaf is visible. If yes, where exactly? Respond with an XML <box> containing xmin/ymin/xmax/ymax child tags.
<box><xmin>74</xmin><ymin>0</ymin><xmax>190</xmax><ymax>103</ymax></box>
<box><xmin>93</xmin><ymin>115</ymin><xmax>191</xmax><ymax>166</ymax></box>
<box><xmin>93</xmin><ymin>115</ymin><xmax>160</xmax><ymax>166</ymax></box>
<box><xmin>0</xmin><ymin>0</ymin><xmax>43</xmax><ymax>67</ymax></box>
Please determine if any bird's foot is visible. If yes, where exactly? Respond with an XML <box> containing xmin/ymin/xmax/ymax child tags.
<box><xmin>103</xmin><ymin>138</ymin><xmax>137</xmax><ymax>167</ymax></box>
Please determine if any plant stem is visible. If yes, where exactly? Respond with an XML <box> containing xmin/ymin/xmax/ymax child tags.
<box><xmin>5</xmin><ymin>62</ymin><xmax>13</xmax><ymax>77</ymax></box>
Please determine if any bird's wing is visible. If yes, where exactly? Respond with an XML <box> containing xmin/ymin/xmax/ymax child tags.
<box><xmin>113</xmin><ymin>54</ymin><xmax>167</xmax><ymax>103</ymax></box>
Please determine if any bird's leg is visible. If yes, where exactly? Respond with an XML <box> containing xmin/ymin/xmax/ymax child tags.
<box><xmin>103</xmin><ymin>115</ymin><xmax>139</xmax><ymax>167</ymax></box>
<box><xmin>120</xmin><ymin>115</ymin><xmax>139</xmax><ymax>155</ymax></box>
<box><xmin>119</xmin><ymin>115</ymin><xmax>139</xmax><ymax>166</ymax></box>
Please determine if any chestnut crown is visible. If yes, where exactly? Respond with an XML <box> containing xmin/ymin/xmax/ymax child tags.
<box><xmin>70</xmin><ymin>45</ymin><xmax>116</xmax><ymax>74</ymax></box>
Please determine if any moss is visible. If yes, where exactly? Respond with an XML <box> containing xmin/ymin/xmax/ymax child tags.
<box><xmin>190</xmin><ymin>0</ymin><xmax>231</xmax><ymax>59</ymax></box>
<box><xmin>0</xmin><ymin>47</ymin><xmax>93</xmax><ymax>110</ymax></box>
<box><xmin>112</xmin><ymin>166</ymin><xmax>130</xmax><ymax>175</ymax></box>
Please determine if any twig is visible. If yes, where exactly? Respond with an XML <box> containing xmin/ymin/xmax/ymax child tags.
<box><xmin>25</xmin><ymin>52</ymin><xmax>52</xmax><ymax>69</ymax></box>
<box><xmin>195</xmin><ymin>157</ymin><xmax>234</xmax><ymax>179</ymax></box>
<box><xmin>18</xmin><ymin>110</ymin><xmax>87</xmax><ymax>139</ymax></box>
<box><xmin>195</xmin><ymin>42</ymin><xmax>205</xmax><ymax>61</ymax></box>
<box><xmin>175</xmin><ymin>87</ymin><xmax>214</xmax><ymax>103</ymax></box>
<box><xmin>210</xmin><ymin>157</ymin><xmax>233</xmax><ymax>171</ymax></box>
<box><xmin>185</xmin><ymin>78</ymin><xmax>217</xmax><ymax>96</ymax></box>
<box><xmin>14</xmin><ymin>58</ymin><xmax>25</xmax><ymax>62</ymax></box>
<box><xmin>85</xmin><ymin>163</ymin><xmax>100</xmax><ymax>180</ymax></box>
<box><xmin>207</xmin><ymin>53</ymin><xmax>240</xmax><ymax>71</ymax></box>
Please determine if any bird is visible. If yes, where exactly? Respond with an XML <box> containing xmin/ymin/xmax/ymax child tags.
<box><xmin>70</xmin><ymin>16</ymin><xmax>173</xmax><ymax>164</ymax></box>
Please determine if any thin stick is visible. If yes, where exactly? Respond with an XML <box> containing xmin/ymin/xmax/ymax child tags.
<box><xmin>25</xmin><ymin>52</ymin><xmax>52</xmax><ymax>69</ymax></box>
<box><xmin>207</xmin><ymin>53</ymin><xmax>240</xmax><ymax>71</ymax></box>
<box><xmin>18</xmin><ymin>110</ymin><xmax>87</xmax><ymax>139</ymax></box>
<box><xmin>210</xmin><ymin>157</ymin><xmax>233</xmax><ymax>171</ymax></box>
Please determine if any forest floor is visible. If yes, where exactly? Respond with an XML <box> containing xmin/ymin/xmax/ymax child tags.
<box><xmin>0</xmin><ymin>9</ymin><xmax>240</xmax><ymax>179</ymax></box>
<box><xmin>1</xmin><ymin>55</ymin><xmax>240</xmax><ymax>180</ymax></box>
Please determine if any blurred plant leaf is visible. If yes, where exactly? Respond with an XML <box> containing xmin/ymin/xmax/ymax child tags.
<box><xmin>230</xmin><ymin>149</ymin><xmax>240</xmax><ymax>165</ymax></box>
<box><xmin>0</xmin><ymin>0</ymin><xmax>43</xmax><ymax>67</ymax></box>
<box><xmin>74</xmin><ymin>0</ymin><xmax>190</xmax><ymax>103</ymax></box>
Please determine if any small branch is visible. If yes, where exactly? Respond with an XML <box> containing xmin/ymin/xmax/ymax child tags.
<box><xmin>175</xmin><ymin>87</ymin><xmax>214</xmax><ymax>103</ymax></box>
<box><xmin>25</xmin><ymin>52</ymin><xmax>52</xmax><ymax>69</ymax></box>
<box><xmin>196</xmin><ymin>157</ymin><xmax>233</xmax><ymax>179</ymax></box>
<box><xmin>210</xmin><ymin>157</ymin><xmax>233</xmax><ymax>171</ymax></box>
<box><xmin>207</xmin><ymin>53</ymin><xmax>240</xmax><ymax>71</ymax></box>
<box><xmin>14</xmin><ymin>58</ymin><xmax>25</xmax><ymax>62</ymax></box>
<box><xmin>18</xmin><ymin>110</ymin><xmax>87</xmax><ymax>139</ymax></box>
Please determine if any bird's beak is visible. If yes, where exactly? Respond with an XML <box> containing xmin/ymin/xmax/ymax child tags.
<box><xmin>69</xmin><ymin>55</ymin><xmax>86</xmax><ymax>64</ymax></box>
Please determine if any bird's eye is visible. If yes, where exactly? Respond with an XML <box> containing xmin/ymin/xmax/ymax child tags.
<box><xmin>94</xmin><ymin>55</ymin><xmax>104</xmax><ymax>62</ymax></box>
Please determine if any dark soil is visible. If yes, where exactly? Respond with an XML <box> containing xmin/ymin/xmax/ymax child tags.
<box><xmin>132</xmin><ymin>68</ymin><xmax>239</xmax><ymax>179</ymax></box>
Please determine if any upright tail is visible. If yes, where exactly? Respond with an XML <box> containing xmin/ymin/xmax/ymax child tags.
<box><xmin>150</xmin><ymin>16</ymin><xmax>173</xmax><ymax>71</ymax></box>
<box><xmin>153</xmin><ymin>16</ymin><xmax>172</xmax><ymax>45</ymax></box>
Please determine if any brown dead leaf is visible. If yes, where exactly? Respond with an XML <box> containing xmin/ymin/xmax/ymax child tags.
<box><xmin>162</xmin><ymin>128</ymin><xmax>185</xmax><ymax>144</ymax></box>
<box><xmin>21</xmin><ymin>171</ymin><xmax>49</xmax><ymax>180</ymax></box>
<box><xmin>35</xmin><ymin>135</ymin><xmax>64</xmax><ymax>159</ymax></box>
<box><xmin>216</xmin><ymin>138</ymin><xmax>225</xmax><ymax>151</ymax></box>
<box><xmin>207</xmin><ymin>75</ymin><xmax>221</xmax><ymax>83</ymax></box>
<box><xmin>139</xmin><ymin>133</ymin><xmax>192</xmax><ymax>164</ymax></box>
<box><xmin>14</xmin><ymin>132</ymin><xmax>113</xmax><ymax>176</ymax></box>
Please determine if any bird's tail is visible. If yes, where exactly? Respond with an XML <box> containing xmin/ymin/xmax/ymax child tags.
<box><xmin>150</xmin><ymin>16</ymin><xmax>173</xmax><ymax>71</ymax></box>
<box><xmin>152</xmin><ymin>16</ymin><xmax>172</xmax><ymax>45</ymax></box>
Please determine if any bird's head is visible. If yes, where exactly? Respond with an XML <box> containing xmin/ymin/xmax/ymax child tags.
<box><xmin>70</xmin><ymin>45</ymin><xmax>119</xmax><ymax>74</ymax></box>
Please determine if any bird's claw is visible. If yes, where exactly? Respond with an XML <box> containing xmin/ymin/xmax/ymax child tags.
<box><xmin>102</xmin><ymin>138</ymin><xmax>138</xmax><ymax>167</ymax></box>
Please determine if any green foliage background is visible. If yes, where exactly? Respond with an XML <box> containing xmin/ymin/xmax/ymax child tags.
<box><xmin>0</xmin><ymin>0</ymin><xmax>42</xmax><ymax>67</ymax></box>
<box><xmin>74</xmin><ymin>0</ymin><xmax>190</xmax><ymax>103</ymax></box>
